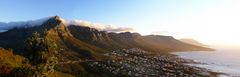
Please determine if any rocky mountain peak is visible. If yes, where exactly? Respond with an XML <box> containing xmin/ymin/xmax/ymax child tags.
<box><xmin>53</xmin><ymin>15</ymin><xmax>60</xmax><ymax>19</ymax></box>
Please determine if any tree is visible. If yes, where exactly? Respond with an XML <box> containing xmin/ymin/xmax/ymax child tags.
<box><xmin>25</xmin><ymin>31</ymin><xmax>58</xmax><ymax>77</ymax></box>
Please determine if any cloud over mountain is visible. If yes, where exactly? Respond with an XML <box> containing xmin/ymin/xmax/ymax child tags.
<box><xmin>0</xmin><ymin>17</ymin><xmax>50</xmax><ymax>30</ymax></box>
<box><xmin>0</xmin><ymin>16</ymin><xmax>134</xmax><ymax>33</ymax></box>
<box><xmin>61</xmin><ymin>19</ymin><xmax>134</xmax><ymax>32</ymax></box>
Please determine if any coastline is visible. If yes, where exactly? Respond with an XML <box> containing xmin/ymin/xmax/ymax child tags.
<box><xmin>77</xmin><ymin>48</ymin><xmax>225</xmax><ymax>77</ymax></box>
<box><xmin>56</xmin><ymin>48</ymin><xmax>229</xmax><ymax>77</ymax></box>
<box><xmin>171</xmin><ymin>52</ymin><xmax>231</xmax><ymax>77</ymax></box>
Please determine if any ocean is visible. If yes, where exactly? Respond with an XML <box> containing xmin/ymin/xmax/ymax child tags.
<box><xmin>172</xmin><ymin>47</ymin><xmax>240</xmax><ymax>77</ymax></box>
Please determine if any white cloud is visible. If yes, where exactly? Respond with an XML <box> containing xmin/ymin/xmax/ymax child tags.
<box><xmin>0</xmin><ymin>17</ymin><xmax>50</xmax><ymax>31</ymax></box>
<box><xmin>61</xmin><ymin>18</ymin><xmax>134</xmax><ymax>32</ymax></box>
<box><xmin>0</xmin><ymin>16</ymin><xmax>134</xmax><ymax>33</ymax></box>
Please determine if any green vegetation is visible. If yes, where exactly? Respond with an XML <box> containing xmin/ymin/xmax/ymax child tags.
<box><xmin>25</xmin><ymin>31</ymin><xmax>58</xmax><ymax>77</ymax></box>
<box><xmin>0</xmin><ymin>31</ymin><xmax>59</xmax><ymax>77</ymax></box>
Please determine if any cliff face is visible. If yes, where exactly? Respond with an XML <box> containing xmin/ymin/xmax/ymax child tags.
<box><xmin>0</xmin><ymin>16</ymin><xmax>214</xmax><ymax>61</ymax></box>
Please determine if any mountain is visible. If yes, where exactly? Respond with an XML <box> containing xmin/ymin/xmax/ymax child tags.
<box><xmin>0</xmin><ymin>16</ymin><xmax>104</xmax><ymax>61</ymax></box>
<box><xmin>179</xmin><ymin>38</ymin><xmax>207</xmax><ymax>47</ymax></box>
<box><xmin>0</xmin><ymin>16</ymin><xmax>213</xmax><ymax>57</ymax></box>
<box><xmin>0</xmin><ymin>16</ymin><xmax>214</xmax><ymax>76</ymax></box>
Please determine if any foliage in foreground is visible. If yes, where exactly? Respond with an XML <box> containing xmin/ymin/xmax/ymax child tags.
<box><xmin>25</xmin><ymin>31</ymin><xmax>58</xmax><ymax>77</ymax></box>
<box><xmin>0</xmin><ymin>31</ymin><xmax>59</xmax><ymax>77</ymax></box>
<box><xmin>0</xmin><ymin>48</ymin><xmax>26</xmax><ymax>76</ymax></box>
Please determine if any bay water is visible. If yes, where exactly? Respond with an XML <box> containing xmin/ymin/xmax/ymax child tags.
<box><xmin>172</xmin><ymin>47</ymin><xmax>240</xmax><ymax>77</ymax></box>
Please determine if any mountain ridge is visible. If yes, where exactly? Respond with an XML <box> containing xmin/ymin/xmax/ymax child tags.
<box><xmin>0</xmin><ymin>16</ymin><xmax>214</xmax><ymax>60</ymax></box>
<box><xmin>0</xmin><ymin>16</ymin><xmax>215</xmax><ymax>77</ymax></box>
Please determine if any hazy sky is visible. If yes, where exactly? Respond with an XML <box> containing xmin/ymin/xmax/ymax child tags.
<box><xmin>0</xmin><ymin>0</ymin><xmax>240</xmax><ymax>47</ymax></box>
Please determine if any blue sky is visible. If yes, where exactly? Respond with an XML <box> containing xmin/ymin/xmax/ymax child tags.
<box><xmin>1</xmin><ymin>0</ymin><xmax>240</xmax><ymax>47</ymax></box>
<box><xmin>0</xmin><ymin>0</ymin><xmax>210</xmax><ymax>23</ymax></box>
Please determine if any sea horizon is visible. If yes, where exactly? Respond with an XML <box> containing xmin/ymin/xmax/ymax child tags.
<box><xmin>172</xmin><ymin>46</ymin><xmax>240</xmax><ymax>77</ymax></box>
